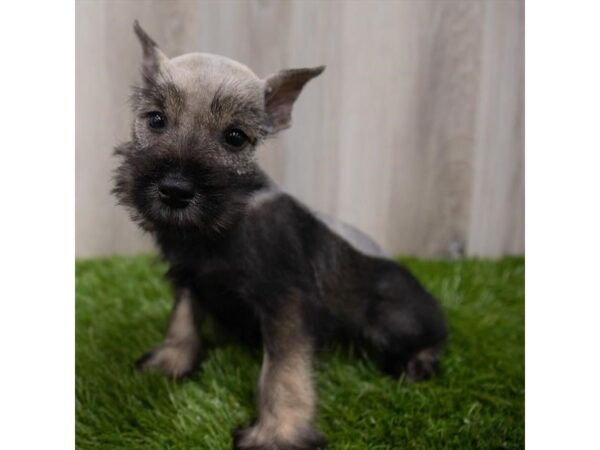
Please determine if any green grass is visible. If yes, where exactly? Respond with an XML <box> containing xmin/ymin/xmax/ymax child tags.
<box><xmin>76</xmin><ymin>255</ymin><xmax>524</xmax><ymax>449</ymax></box>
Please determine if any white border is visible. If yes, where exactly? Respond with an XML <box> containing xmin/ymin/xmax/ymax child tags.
<box><xmin>0</xmin><ymin>1</ymin><xmax>74</xmax><ymax>449</ymax></box>
<box><xmin>527</xmin><ymin>0</ymin><xmax>600</xmax><ymax>448</ymax></box>
<box><xmin>2</xmin><ymin>0</ymin><xmax>600</xmax><ymax>448</ymax></box>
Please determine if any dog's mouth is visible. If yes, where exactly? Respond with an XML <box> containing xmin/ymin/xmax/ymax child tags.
<box><xmin>124</xmin><ymin>164</ymin><xmax>246</xmax><ymax>232</ymax></box>
<box><xmin>137</xmin><ymin>179</ymin><xmax>202</xmax><ymax>229</ymax></box>
<box><xmin>145</xmin><ymin>194</ymin><xmax>201</xmax><ymax>229</ymax></box>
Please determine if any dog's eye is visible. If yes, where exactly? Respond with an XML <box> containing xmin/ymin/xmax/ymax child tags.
<box><xmin>223</xmin><ymin>128</ymin><xmax>249</xmax><ymax>149</ymax></box>
<box><xmin>147</xmin><ymin>111</ymin><xmax>167</xmax><ymax>130</ymax></box>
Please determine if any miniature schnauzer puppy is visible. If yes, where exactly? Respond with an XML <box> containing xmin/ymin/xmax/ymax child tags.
<box><xmin>113</xmin><ymin>21</ymin><xmax>448</xmax><ymax>450</ymax></box>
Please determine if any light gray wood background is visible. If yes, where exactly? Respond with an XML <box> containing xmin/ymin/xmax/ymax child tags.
<box><xmin>76</xmin><ymin>0</ymin><xmax>524</xmax><ymax>259</ymax></box>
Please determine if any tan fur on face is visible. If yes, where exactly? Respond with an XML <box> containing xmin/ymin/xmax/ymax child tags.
<box><xmin>138</xmin><ymin>289</ymin><xmax>202</xmax><ymax>378</ymax></box>
<box><xmin>131</xmin><ymin>52</ymin><xmax>267</xmax><ymax>176</ymax></box>
<box><xmin>130</xmin><ymin>22</ymin><xmax>323</xmax><ymax>182</ymax></box>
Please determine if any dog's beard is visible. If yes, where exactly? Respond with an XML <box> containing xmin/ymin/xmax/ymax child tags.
<box><xmin>113</xmin><ymin>149</ymin><xmax>259</xmax><ymax>235</ymax></box>
<box><xmin>137</xmin><ymin>185</ymin><xmax>245</xmax><ymax>233</ymax></box>
<box><xmin>141</xmin><ymin>182</ymin><xmax>204</xmax><ymax>229</ymax></box>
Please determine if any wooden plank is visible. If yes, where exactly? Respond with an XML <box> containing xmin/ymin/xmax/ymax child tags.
<box><xmin>467</xmin><ymin>0</ymin><xmax>525</xmax><ymax>257</ymax></box>
<box><xmin>75</xmin><ymin>0</ymin><xmax>524</xmax><ymax>258</ymax></box>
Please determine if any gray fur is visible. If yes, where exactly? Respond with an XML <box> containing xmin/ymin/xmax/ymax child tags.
<box><xmin>315</xmin><ymin>212</ymin><xmax>388</xmax><ymax>258</ymax></box>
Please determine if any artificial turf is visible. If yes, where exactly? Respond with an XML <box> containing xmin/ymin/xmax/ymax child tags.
<box><xmin>76</xmin><ymin>255</ymin><xmax>524</xmax><ymax>449</ymax></box>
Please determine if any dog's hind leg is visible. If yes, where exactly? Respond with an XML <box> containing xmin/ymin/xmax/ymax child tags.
<box><xmin>135</xmin><ymin>288</ymin><xmax>204</xmax><ymax>379</ymax></box>
<box><xmin>366</xmin><ymin>265</ymin><xmax>448</xmax><ymax>381</ymax></box>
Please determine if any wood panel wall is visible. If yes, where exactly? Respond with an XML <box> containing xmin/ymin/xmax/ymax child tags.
<box><xmin>76</xmin><ymin>0</ymin><xmax>524</xmax><ymax>258</ymax></box>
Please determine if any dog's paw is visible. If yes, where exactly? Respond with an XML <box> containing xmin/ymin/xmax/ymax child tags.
<box><xmin>382</xmin><ymin>345</ymin><xmax>442</xmax><ymax>382</ymax></box>
<box><xmin>233</xmin><ymin>425</ymin><xmax>326</xmax><ymax>450</ymax></box>
<box><xmin>134</xmin><ymin>342</ymin><xmax>198</xmax><ymax>379</ymax></box>
<box><xmin>405</xmin><ymin>345</ymin><xmax>442</xmax><ymax>382</ymax></box>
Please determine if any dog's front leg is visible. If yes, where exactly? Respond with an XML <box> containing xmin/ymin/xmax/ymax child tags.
<box><xmin>136</xmin><ymin>288</ymin><xmax>203</xmax><ymax>379</ymax></box>
<box><xmin>235</xmin><ymin>304</ymin><xmax>325</xmax><ymax>450</ymax></box>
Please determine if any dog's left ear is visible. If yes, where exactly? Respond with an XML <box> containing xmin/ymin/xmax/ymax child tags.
<box><xmin>264</xmin><ymin>66</ymin><xmax>325</xmax><ymax>133</ymax></box>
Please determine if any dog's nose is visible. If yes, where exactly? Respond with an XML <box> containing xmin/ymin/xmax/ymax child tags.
<box><xmin>158</xmin><ymin>176</ymin><xmax>195</xmax><ymax>208</ymax></box>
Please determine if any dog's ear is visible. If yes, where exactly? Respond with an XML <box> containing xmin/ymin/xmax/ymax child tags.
<box><xmin>264</xmin><ymin>66</ymin><xmax>325</xmax><ymax>133</ymax></box>
<box><xmin>133</xmin><ymin>20</ymin><xmax>169</xmax><ymax>81</ymax></box>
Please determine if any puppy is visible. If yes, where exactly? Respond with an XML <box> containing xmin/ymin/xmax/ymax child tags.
<box><xmin>113</xmin><ymin>21</ymin><xmax>448</xmax><ymax>450</ymax></box>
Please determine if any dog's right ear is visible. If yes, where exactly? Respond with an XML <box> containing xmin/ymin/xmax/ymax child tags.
<box><xmin>133</xmin><ymin>20</ymin><xmax>168</xmax><ymax>81</ymax></box>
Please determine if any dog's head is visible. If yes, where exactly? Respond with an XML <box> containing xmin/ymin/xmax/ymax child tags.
<box><xmin>114</xmin><ymin>21</ymin><xmax>323</xmax><ymax>234</ymax></box>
